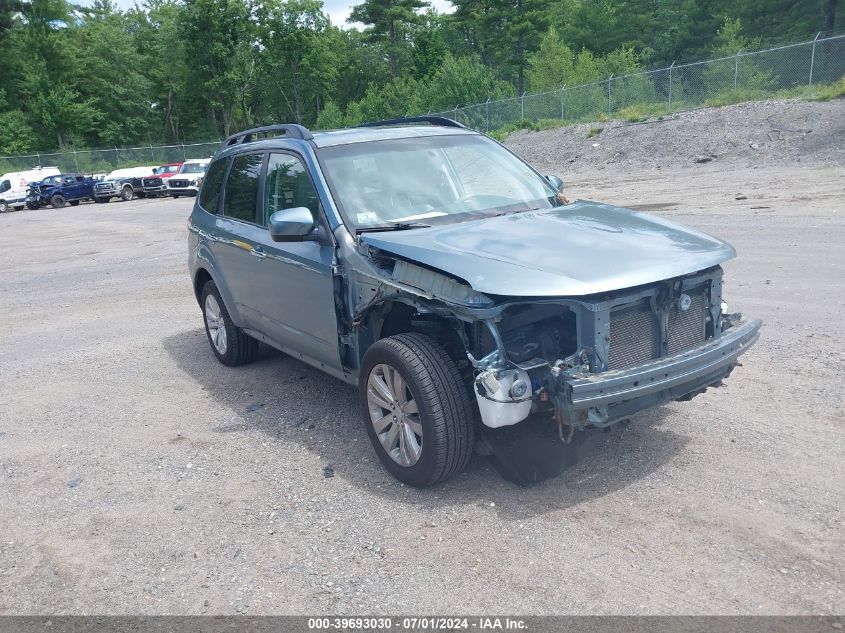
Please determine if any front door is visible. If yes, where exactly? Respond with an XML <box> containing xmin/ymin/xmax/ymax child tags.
<box><xmin>248</xmin><ymin>152</ymin><xmax>341</xmax><ymax>371</ymax></box>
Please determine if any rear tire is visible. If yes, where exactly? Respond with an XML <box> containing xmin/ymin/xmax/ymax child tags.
<box><xmin>51</xmin><ymin>195</ymin><xmax>66</xmax><ymax>209</ymax></box>
<box><xmin>360</xmin><ymin>333</ymin><xmax>475</xmax><ymax>487</ymax></box>
<box><xmin>200</xmin><ymin>280</ymin><xmax>258</xmax><ymax>367</ymax></box>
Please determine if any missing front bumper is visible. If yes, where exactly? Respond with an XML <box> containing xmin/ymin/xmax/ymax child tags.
<box><xmin>559</xmin><ymin>318</ymin><xmax>762</xmax><ymax>426</ymax></box>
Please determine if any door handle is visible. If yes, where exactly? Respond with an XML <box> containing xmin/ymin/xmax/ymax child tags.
<box><xmin>250</xmin><ymin>247</ymin><xmax>266</xmax><ymax>260</ymax></box>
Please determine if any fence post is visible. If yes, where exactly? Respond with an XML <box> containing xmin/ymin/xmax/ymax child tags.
<box><xmin>668</xmin><ymin>62</ymin><xmax>676</xmax><ymax>113</ymax></box>
<box><xmin>520</xmin><ymin>92</ymin><xmax>525</xmax><ymax>120</ymax></box>
<box><xmin>149</xmin><ymin>144</ymin><xmax>155</xmax><ymax>163</ymax></box>
<box><xmin>560</xmin><ymin>85</ymin><xmax>566</xmax><ymax>121</ymax></box>
<box><xmin>454</xmin><ymin>106</ymin><xmax>458</xmax><ymax>122</ymax></box>
<box><xmin>607</xmin><ymin>75</ymin><xmax>613</xmax><ymax>116</ymax></box>
<box><xmin>181</xmin><ymin>143</ymin><xmax>187</xmax><ymax>161</ymax></box>
<box><xmin>485</xmin><ymin>98</ymin><xmax>490</xmax><ymax>133</ymax></box>
<box><xmin>734</xmin><ymin>52</ymin><xmax>740</xmax><ymax>90</ymax></box>
<box><xmin>72</xmin><ymin>149</ymin><xmax>80</xmax><ymax>173</ymax></box>
<box><xmin>37</xmin><ymin>152</ymin><xmax>41</xmax><ymax>167</ymax></box>
<box><xmin>809</xmin><ymin>32</ymin><xmax>821</xmax><ymax>86</ymax></box>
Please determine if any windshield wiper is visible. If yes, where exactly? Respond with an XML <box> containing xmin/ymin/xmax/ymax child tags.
<box><xmin>357</xmin><ymin>222</ymin><xmax>432</xmax><ymax>233</ymax></box>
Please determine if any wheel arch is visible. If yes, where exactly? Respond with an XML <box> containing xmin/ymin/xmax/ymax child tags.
<box><xmin>356</xmin><ymin>297</ymin><xmax>471</xmax><ymax>371</ymax></box>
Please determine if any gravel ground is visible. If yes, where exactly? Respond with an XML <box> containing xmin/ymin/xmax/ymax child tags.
<box><xmin>0</xmin><ymin>101</ymin><xmax>843</xmax><ymax>615</ymax></box>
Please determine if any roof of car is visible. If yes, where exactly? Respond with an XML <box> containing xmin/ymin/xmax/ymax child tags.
<box><xmin>311</xmin><ymin>125</ymin><xmax>478</xmax><ymax>148</ymax></box>
<box><xmin>217</xmin><ymin>124</ymin><xmax>479</xmax><ymax>158</ymax></box>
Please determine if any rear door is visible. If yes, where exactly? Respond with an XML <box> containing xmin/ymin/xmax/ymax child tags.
<box><xmin>248</xmin><ymin>151</ymin><xmax>341</xmax><ymax>370</ymax></box>
<box><xmin>207</xmin><ymin>152</ymin><xmax>267</xmax><ymax>330</ymax></box>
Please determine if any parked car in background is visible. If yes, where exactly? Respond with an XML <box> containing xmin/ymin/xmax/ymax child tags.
<box><xmin>187</xmin><ymin>119</ymin><xmax>761</xmax><ymax>487</ymax></box>
<box><xmin>141</xmin><ymin>163</ymin><xmax>182</xmax><ymax>197</ymax></box>
<box><xmin>94</xmin><ymin>166</ymin><xmax>156</xmax><ymax>203</ymax></box>
<box><xmin>26</xmin><ymin>173</ymin><xmax>95</xmax><ymax>209</ymax></box>
<box><xmin>168</xmin><ymin>158</ymin><xmax>210</xmax><ymax>198</ymax></box>
<box><xmin>0</xmin><ymin>166</ymin><xmax>60</xmax><ymax>212</ymax></box>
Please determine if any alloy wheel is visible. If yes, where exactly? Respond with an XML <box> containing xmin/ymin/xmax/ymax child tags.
<box><xmin>204</xmin><ymin>294</ymin><xmax>228</xmax><ymax>355</ymax></box>
<box><xmin>366</xmin><ymin>363</ymin><xmax>423</xmax><ymax>467</ymax></box>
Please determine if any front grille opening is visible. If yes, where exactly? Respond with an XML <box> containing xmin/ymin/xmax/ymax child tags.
<box><xmin>607</xmin><ymin>287</ymin><xmax>709</xmax><ymax>371</ymax></box>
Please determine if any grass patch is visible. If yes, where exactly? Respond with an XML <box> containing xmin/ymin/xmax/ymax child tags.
<box><xmin>586</xmin><ymin>126</ymin><xmax>603</xmax><ymax>139</ymax></box>
<box><xmin>617</xmin><ymin>103</ymin><xmax>667</xmax><ymax>122</ymax></box>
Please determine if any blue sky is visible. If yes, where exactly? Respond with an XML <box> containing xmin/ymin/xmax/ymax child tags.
<box><xmin>79</xmin><ymin>0</ymin><xmax>454</xmax><ymax>28</ymax></box>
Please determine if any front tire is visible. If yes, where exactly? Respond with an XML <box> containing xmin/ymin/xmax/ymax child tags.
<box><xmin>120</xmin><ymin>186</ymin><xmax>133</xmax><ymax>201</ymax></box>
<box><xmin>360</xmin><ymin>333</ymin><xmax>475</xmax><ymax>487</ymax></box>
<box><xmin>0</xmin><ymin>200</ymin><xmax>8</xmax><ymax>213</ymax></box>
<box><xmin>51</xmin><ymin>195</ymin><xmax>66</xmax><ymax>209</ymax></box>
<box><xmin>200</xmin><ymin>280</ymin><xmax>258</xmax><ymax>366</ymax></box>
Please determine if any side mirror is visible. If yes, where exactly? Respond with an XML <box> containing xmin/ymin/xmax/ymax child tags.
<box><xmin>546</xmin><ymin>175</ymin><xmax>565</xmax><ymax>192</ymax></box>
<box><xmin>268</xmin><ymin>207</ymin><xmax>316</xmax><ymax>242</ymax></box>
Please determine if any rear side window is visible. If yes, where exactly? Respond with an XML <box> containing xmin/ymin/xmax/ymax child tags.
<box><xmin>199</xmin><ymin>158</ymin><xmax>229</xmax><ymax>213</ymax></box>
<box><xmin>222</xmin><ymin>153</ymin><xmax>263</xmax><ymax>223</ymax></box>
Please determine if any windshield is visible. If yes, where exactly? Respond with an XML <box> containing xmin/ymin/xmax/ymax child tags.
<box><xmin>317</xmin><ymin>134</ymin><xmax>560</xmax><ymax>230</ymax></box>
<box><xmin>161</xmin><ymin>165</ymin><xmax>180</xmax><ymax>173</ymax></box>
<box><xmin>180</xmin><ymin>163</ymin><xmax>207</xmax><ymax>174</ymax></box>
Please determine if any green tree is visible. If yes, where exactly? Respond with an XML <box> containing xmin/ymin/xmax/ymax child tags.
<box><xmin>422</xmin><ymin>54</ymin><xmax>513</xmax><ymax>111</ymax></box>
<box><xmin>179</xmin><ymin>0</ymin><xmax>258</xmax><ymax>136</ymax></box>
<box><xmin>257</xmin><ymin>0</ymin><xmax>339</xmax><ymax>124</ymax></box>
<box><xmin>74</xmin><ymin>1</ymin><xmax>153</xmax><ymax>146</ymax></box>
<box><xmin>410</xmin><ymin>12</ymin><xmax>448</xmax><ymax>79</ymax></box>
<box><xmin>315</xmin><ymin>100</ymin><xmax>345</xmax><ymax>129</ymax></box>
<box><xmin>348</xmin><ymin>0</ymin><xmax>429</xmax><ymax>78</ymax></box>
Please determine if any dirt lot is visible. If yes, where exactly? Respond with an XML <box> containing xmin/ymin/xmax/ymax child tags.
<box><xmin>1</xmin><ymin>101</ymin><xmax>843</xmax><ymax>615</ymax></box>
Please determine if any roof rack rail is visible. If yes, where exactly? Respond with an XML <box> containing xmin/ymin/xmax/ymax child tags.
<box><xmin>356</xmin><ymin>116</ymin><xmax>466</xmax><ymax>129</ymax></box>
<box><xmin>223</xmin><ymin>124</ymin><xmax>314</xmax><ymax>147</ymax></box>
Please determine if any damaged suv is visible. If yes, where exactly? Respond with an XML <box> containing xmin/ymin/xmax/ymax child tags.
<box><xmin>188</xmin><ymin>118</ymin><xmax>761</xmax><ymax>487</ymax></box>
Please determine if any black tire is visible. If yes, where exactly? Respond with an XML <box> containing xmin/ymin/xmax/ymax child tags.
<box><xmin>360</xmin><ymin>333</ymin><xmax>475</xmax><ymax>487</ymax></box>
<box><xmin>69</xmin><ymin>200</ymin><xmax>80</xmax><ymax>206</ymax></box>
<box><xmin>26</xmin><ymin>201</ymin><xmax>39</xmax><ymax>210</ymax></box>
<box><xmin>200</xmin><ymin>280</ymin><xmax>258</xmax><ymax>367</ymax></box>
<box><xmin>0</xmin><ymin>200</ymin><xmax>8</xmax><ymax>213</ymax></box>
<box><xmin>95</xmin><ymin>197</ymin><xmax>108</xmax><ymax>203</ymax></box>
<box><xmin>120</xmin><ymin>186</ymin><xmax>133</xmax><ymax>201</ymax></box>
<box><xmin>172</xmin><ymin>194</ymin><xmax>180</xmax><ymax>199</ymax></box>
<box><xmin>51</xmin><ymin>195</ymin><xmax>66</xmax><ymax>209</ymax></box>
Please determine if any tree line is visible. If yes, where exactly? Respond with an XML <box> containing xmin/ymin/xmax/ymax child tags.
<box><xmin>0</xmin><ymin>0</ymin><xmax>839</xmax><ymax>154</ymax></box>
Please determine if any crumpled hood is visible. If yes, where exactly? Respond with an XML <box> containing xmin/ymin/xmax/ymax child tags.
<box><xmin>360</xmin><ymin>200</ymin><xmax>735</xmax><ymax>297</ymax></box>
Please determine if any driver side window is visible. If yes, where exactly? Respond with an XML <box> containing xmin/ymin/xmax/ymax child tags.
<box><xmin>264</xmin><ymin>153</ymin><xmax>319</xmax><ymax>226</ymax></box>
<box><xmin>0</xmin><ymin>180</ymin><xmax>9</xmax><ymax>193</ymax></box>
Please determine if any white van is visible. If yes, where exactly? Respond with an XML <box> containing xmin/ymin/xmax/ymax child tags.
<box><xmin>0</xmin><ymin>166</ymin><xmax>61</xmax><ymax>212</ymax></box>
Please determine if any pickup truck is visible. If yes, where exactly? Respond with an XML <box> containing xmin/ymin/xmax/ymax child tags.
<box><xmin>141</xmin><ymin>163</ymin><xmax>182</xmax><ymax>197</ymax></box>
<box><xmin>26</xmin><ymin>173</ymin><xmax>95</xmax><ymax>209</ymax></box>
<box><xmin>93</xmin><ymin>166</ymin><xmax>157</xmax><ymax>203</ymax></box>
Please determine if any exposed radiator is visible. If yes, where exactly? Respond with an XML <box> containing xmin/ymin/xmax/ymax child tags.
<box><xmin>607</xmin><ymin>290</ymin><xmax>708</xmax><ymax>371</ymax></box>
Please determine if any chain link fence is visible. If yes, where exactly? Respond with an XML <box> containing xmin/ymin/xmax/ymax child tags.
<box><xmin>0</xmin><ymin>141</ymin><xmax>221</xmax><ymax>176</ymax></box>
<box><xmin>432</xmin><ymin>33</ymin><xmax>845</xmax><ymax>133</ymax></box>
<box><xmin>1</xmin><ymin>33</ymin><xmax>843</xmax><ymax>172</ymax></box>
